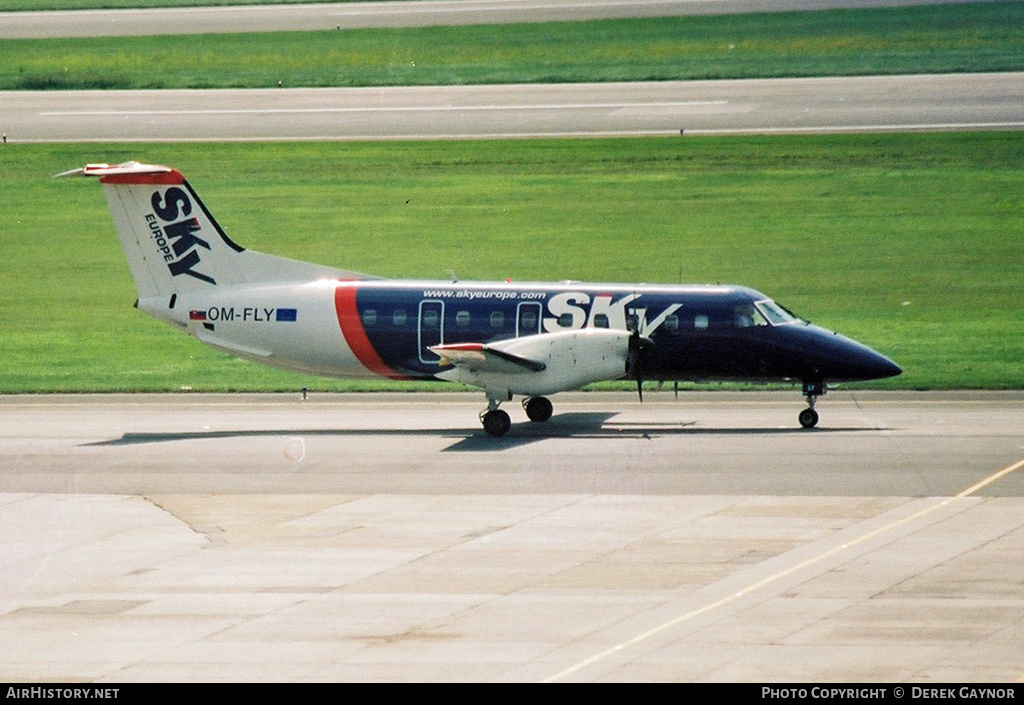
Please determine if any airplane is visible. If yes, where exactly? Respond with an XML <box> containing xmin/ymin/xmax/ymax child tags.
<box><xmin>58</xmin><ymin>161</ymin><xmax>902</xmax><ymax>437</ymax></box>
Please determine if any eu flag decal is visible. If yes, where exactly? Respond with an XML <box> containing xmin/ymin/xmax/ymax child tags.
<box><xmin>276</xmin><ymin>308</ymin><xmax>298</xmax><ymax>322</ymax></box>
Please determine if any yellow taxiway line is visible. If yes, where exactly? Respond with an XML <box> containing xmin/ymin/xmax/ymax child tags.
<box><xmin>545</xmin><ymin>455</ymin><xmax>1024</xmax><ymax>683</ymax></box>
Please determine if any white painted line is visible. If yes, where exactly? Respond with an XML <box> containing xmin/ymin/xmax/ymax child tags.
<box><xmin>39</xmin><ymin>101</ymin><xmax>727</xmax><ymax>117</ymax></box>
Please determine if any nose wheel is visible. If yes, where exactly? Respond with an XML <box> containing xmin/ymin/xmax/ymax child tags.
<box><xmin>800</xmin><ymin>380</ymin><xmax>824</xmax><ymax>428</ymax></box>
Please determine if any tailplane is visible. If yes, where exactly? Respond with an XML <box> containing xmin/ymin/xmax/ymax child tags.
<box><xmin>58</xmin><ymin>161</ymin><xmax>373</xmax><ymax>303</ymax></box>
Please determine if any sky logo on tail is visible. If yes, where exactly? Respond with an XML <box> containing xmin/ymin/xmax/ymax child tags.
<box><xmin>147</xmin><ymin>186</ymin><xmax>216</xmax><ymax>285</ymax></box>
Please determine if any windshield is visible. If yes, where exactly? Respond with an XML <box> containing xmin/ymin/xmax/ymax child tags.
<box><xmin>755</xmin><ymin>299</ymin><xmax>801</xmax><ymax>326</ymax></box>
<box><xmin>733</xmin><ymin>303</ymin><xmax>768</xmax><ymax>328</ymax></box>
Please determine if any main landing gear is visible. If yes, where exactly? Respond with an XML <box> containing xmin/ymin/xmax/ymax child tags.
<box><xmin>799</xmin><ymin>380</ymin><xmax>825</xmax><ymax>428</ymax></box>
<box><xmin>480</xmin><ymin>393</ymin><xmax>513</xmax><ymax>437</ymax></box>
<box><xmin>480</xmin><ymin>395</ymin><xmax>553</xmax><ymax>436</ymax></box>
<box><xmin>481</xmin><ymin>407</ymin><xmax>512</xmax><ymax>437</ymax></box>
<box><xmin>523</xmin><ymin>396</ymin><xmax>553</xmax><ymax>423</ymax></box>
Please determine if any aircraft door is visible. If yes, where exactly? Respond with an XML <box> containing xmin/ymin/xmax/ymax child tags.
<box><xmin>418</xmin><ymin>300</ymin><xmax>444</xmax><ymax>363</ymax></box>
<box><xmin>516</xmin><ymin>302</ymin><xmax>542</xmax><ymax>337</ymax></box>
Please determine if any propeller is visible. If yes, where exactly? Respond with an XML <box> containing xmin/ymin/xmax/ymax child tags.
<box><xmin>626</xmin><ymin>326</ymin><xmax>652</xmax><ymax>403</ymax></box>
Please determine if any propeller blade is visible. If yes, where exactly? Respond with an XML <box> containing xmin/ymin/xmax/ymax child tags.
<box><xmin>628</xmin><ymin>327</ymin><xmax>646</xmax><ymax>404</ymax></box>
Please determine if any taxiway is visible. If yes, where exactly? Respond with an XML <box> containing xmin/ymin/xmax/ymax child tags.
<box><xmin>2</xmin><ymin>392</ymin><xmax>1023</xmax><ymax>681</ymax></box>
<box><xmin>6</xmin><ymin>73</ymin><xmax>1024</xmax><ymax>141</ymax></box>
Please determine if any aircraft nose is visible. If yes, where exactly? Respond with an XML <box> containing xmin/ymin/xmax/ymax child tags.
<box><xmin>791</xmin><ymin>325</ymin><xmax>902</xmax><ymax>382</ymax></box>
<box><xmin>862</xmin><ymin>348</ymin><xmax>902</xmax><ymax>380</ymax></box>
<box><xmin>831</xmin><ymin>335</ymin><xmax>902</xmax><ymax>381</ymax></box>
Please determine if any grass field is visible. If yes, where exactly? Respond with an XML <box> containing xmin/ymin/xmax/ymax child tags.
<box><xmin>3</xmin><ymin>2</ymin><xmax>1023</xmax><ymax>89</ymax></box>
<box><xmin>1</xmin><ymin>134</ymin><xmax>1021</xmax><ymax>393</ymax></box>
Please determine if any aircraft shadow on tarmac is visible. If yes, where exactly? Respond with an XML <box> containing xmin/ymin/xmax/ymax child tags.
<box><xmin>84</xmin><ymin>412</ymin><xmax>885</xmax><ymax>452</ymax></box>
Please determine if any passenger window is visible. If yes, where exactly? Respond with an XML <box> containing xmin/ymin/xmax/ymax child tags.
<box><xmin>456</xmin><ymin>310</ymin><xmax>471</xmax><ymax>327</ymax></box>
<box><xmin>593</xmin><ymin>314</ymin><xmax>609</xmax><ymax>329</ymax></box>
<box><xmin>626</xmin><ymin>314</ymin><xmax>639</xmax><ymax>332</ymax></box>
<box><xmin>393</xmin><ymin>309</ymin><xmax>407</xmax><ymax>326</ymax></box>
<box><xmin>694</xmin><ymin>314</ymin><xmax>709</xmax><ymax>330</ymax></box>
<box><xmin>362</xmin><ymin>309</ymin><xmax>377</xmax><ymax>327</ymax></box>
<box><xmin>521</xmin><ymin>310</ymin><xmax>537</xmax><ymax>329</ymax></box>
<box><xmin>490</xmin><ymin>311</ymin><xmax>505</xmax><ymax>328</ymax></box>
<box><xmin>422</xmin><ymin>310</ymin><xmax>439</xmax><ymax>328</ymax></box>
<box><xmin>664</xmin><ymin>314</ymin><xmax>679</xmax><ymax>330</ymax></box>
<box><xmin>557</xmin><ymin>313</ymin><xmax>574</xmax><ymax>328</ymax></box>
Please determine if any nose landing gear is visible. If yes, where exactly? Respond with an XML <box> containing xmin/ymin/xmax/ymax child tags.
<box><xmin>800</xmin><ymin>380</ymin><xmax>825</xmax><ymax>428</ymax></box>
<box><xmin>798</xmin><ymin>406</ymin><xmax>819</xmax><ymax>429</ymax></box>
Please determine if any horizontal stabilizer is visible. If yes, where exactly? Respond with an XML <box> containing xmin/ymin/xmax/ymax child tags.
<box><xmin>54</xmin><ymin>161</ymin><xmax>176</xmax><ymax>180</ymax></box>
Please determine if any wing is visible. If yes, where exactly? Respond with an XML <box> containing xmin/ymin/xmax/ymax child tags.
<box><xmin>429</xmin><ymin>342</ymin><xmax>546</xmax><ymax>374</ymax></box>
<box><xmin>432</xmin><ymin>328</ymin><xmax>635</xmax><ymax>397</ymax></box>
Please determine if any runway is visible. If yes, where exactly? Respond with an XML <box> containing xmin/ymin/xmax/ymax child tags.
<box><xmin>0</xmin><ymin>0</ymin><xmax>974</xmax><ymax>39</ymax></box>
<box><xmin>2</xmin><ymin>392</ymin><xmax>1024</xmax><ymax>681</ymax></box>
<box><xmin>6</xmin><ymin>72</ymin><xmax>1024</xmax><ymax>142</ymax></box>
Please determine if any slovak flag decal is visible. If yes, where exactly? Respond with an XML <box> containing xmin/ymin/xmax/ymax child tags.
<box><xmin>189</xmin><ymin>310</ymin><xmax>207</xmax><ymax>321</ymax></box>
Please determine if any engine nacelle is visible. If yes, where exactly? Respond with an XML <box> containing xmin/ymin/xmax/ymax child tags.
<box><xmin>438</xmin><ymin>328</ymin><xmax>631</xmax><ymax>397</ymax></box>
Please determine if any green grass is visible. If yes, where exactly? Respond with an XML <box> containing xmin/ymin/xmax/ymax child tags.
<box><xmin>1</xmin><ymin>134</ymin><xmax>1021</xmax><ymax>392</ymax></box>
<box><xmin>3</xmin><ymin>2</ymin><xmax>1024</xmax><ymax>89</ymax></box>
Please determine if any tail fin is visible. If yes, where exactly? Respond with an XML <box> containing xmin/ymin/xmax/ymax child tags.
<box><xmin>58</xmin><ymin>161</ymin><xmax>373</xmax><ymax>302</ymax></box>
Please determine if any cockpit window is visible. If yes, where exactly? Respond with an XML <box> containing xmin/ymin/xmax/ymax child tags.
<box><xmin>756</xmin><ymin>299</ymin><xmax>801</xmax><ymax>326</ymax></box>
<box><xmin>733</xmin><ymin>303</ymin><xmax>769</xmax><ymax>328</ymax></box>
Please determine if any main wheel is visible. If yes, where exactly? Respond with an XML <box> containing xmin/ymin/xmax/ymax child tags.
<box><xmin>482</xmin><ymin>409</ymin><xmax>512</xmax><ymax>437</ymax></box>
<box><xmin>524</xmin><ymin>396</ymin><xmax>553</xmax><ymax>423</ymax></box>
<box><xmin>798</xmin><ymin>407</ymin><xmax>819</xmax><ymax>429</ymax></box>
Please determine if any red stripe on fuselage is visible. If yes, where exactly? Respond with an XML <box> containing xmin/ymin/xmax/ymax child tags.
<box><xmin>334</xmin><ymin>282</ymin><xmax>409</xmax><ymax>380</ymax></box>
